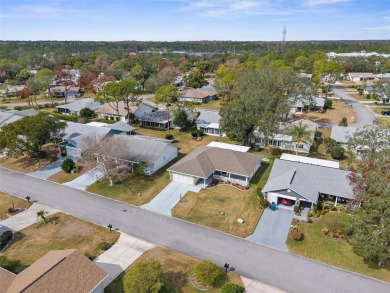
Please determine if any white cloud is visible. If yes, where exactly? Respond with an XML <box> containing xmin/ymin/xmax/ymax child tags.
<box><xmin>368</xmin><ymin>25</ymin><xmax>390</xmax><ymax>31</ymax></box>
<box><xmin>303</xmin><ymin>0</ymin><xmax>350</xmax><ymax>5</ymax></box>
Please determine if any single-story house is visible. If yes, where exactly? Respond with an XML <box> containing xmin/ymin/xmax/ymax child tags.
<box><xmin>0</xmin><ymin>249</ymin><xmax>107</xmax><ymax>293</ymax></box>
<box><xmin>262</xmin><ymin>154</ymin><xmax>354</xmax><ymax>207</ymax></box>
<box><xmin>207</xmin><ymin>141</ymin><xmax>250</xmax><ymax>152</ymax></box>
<box><xmin>59</xmin><ymin>122</ymin><xmax>112</xmax><ymax>158</ymax></box>
<box><xmin>139</xmin><ymin>110</ymin><xmax>170</xmax><ymax>129</ymax></box>
<box><xmin>363</xmin><ymin>86</ymin><xmax>377</xmax><ymax>95</ymax></box>
<box><xmin>196</xmin><ymin>109</ymin><xmax>225</xmax><ymax>137</ymax></box>
<box><xmin>0</xmin><ymin>109</ymin><xmax>38</xmax><ymax>127</ymax></box>
<box><xmin>348</xmin><ymin>72</ymin><xmax>375</xmax><ymax>82</ymax></box>
<box><xmin>167</xmin><ymin>145</ymin><xmax>262</xmax><ymax>187</ymax></box>
<box><xmin>375</xmin><ymin>73</ymin><xmax>390</xmax><ymax>80</ymax></box>
<box><xmin>179</xmin><ymin>86</ymin><xmax>217</xmax><ymax>103</ymax></box>
<box><xmin>113</xmin><ymin>135</ymin><xmax>178</xmax><ymax>175</ymax></box>
<box><xmin>47</xmin><ymin>86</ymin><xmax>80</xmax><ymax>98</ymax></box>
<box><xmin>0</xmin><ymin>85</ymin><xmax>25</xmax><ymax>97</ymax></box>
<box><xmin>105</xmin><ymin>121</ymin><xmax>135</xmax><ymax>135</ymax></box>
<box><xmin>330</xmin><ymin>126</ymin><xmax>358</xmax><ymax>147</ymax></box>
<box><xmin>253</xmin><ymin>119</ymin><xmax>318</xmax><ymax>154</ymax></box>
<box><xmin>96</xmin><ymin>101</ymin><xmax>154</xmax><ymax>122</ymax></box>
<box><xmin>298</xmin><ymin>73</ymin><xmax>313</xmax><ymax>79</ymax></box>
<box><xmin>56</xmin><ymin>98</ymin><xmax>101</xmax><ymax>115</ymax></box>
<box><xmin>293</xmin><ymin>96</ymin><xmax>325</xmax><ymax>112</ymax></box>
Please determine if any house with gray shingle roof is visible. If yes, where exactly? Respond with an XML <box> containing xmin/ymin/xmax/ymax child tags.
<box><xmin>139</xmin><ymin>110</ymin><xmax>170</xmax><ymax>129</ymax></box>
<box><xmin>167</xmin><ymin>145</ymin><xmax>262</xmax><ymax>187</ymax></box>
<box><xmin>56</xmin><ymin>98</ymin><xmax>101</xmax><ymax>115</ymax></box>
<box><xmin>330</xmin><ymin>126</ymin><xmax>358</xmax><ymax>147</ymax></box>
<box><xmin>0</xmin><ymin>109</ymin><xmax>39</xmax><ymax>127</ymax></box>
<box><xmin>262</xmin><ymin>154</ymin><xmax>354</xmax><ymax>207</ymax></box>
<box><xmin>196</xmin><ymin>109</ymin><xmax>225</xmax><ymax>137</ymax></box>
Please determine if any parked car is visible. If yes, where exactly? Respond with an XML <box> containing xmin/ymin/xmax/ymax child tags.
<box><xmin>381</xmin><ymin>110</ymin><xmax>390</xmax><ymax>116</ymax></box>
<box><xmin>280</xmin><ymin>198</ymin><xmax>293</xmax><ymax>206</ymax></box>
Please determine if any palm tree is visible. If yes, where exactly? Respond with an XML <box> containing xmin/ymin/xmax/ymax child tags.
<box><xmin>36</xmin><ymin>210</ymin><xmax>48</xmax><ymax>223</ymax></box>
<box><xmin>286</xmin><ymin>121</ymin><xmax>313</xmax><ymax>155</ymax></box>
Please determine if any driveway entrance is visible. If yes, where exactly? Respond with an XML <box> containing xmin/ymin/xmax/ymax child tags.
<box><xmin>246</xmin><ymin>208</ymin><xmax>294</xmax><ymax>252</ymax></box>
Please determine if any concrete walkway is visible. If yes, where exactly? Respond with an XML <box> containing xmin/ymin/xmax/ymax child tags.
<box><xmin>28</xmin><ymin>156</ymin><xmax>72</xmax><ymax>180</ymax></box>
<box><xmin>246</xmin><ymin>208</ymin><xmax>294</xmax><ymax>252</ymax></box>
<box><xmin>94</xmin><ymin>233</ymin><xmax>155</xmax><ymax>287</ymax></box>
<box><xmin>241</xmin><ymin>277</ymin><xmax>286</xmax><ymax>293</ymax></box>
<box><xmin>0</xmin><ymin>203</ymin><xmax>58</xmax><ymax>234</ymax></box>
<box><xmin>141</xmin><ymin>181</ymin><xmax>204</xmax><ymax>216</ymax></box>
<box><xmin>62</xmin><ymin>167</ymin><xmax>104</xmax><ymax>190</ymax></box>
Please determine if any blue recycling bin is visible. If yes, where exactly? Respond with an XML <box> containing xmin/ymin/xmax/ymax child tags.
<box><xmin>270</xmin><ymin>202</ymin><xmax>277</xmax><ymax>211</ymax></box>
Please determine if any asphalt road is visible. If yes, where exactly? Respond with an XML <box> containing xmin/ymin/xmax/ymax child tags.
<box><xmin>332</xmin><ymin>86</ymin><xmax>377</xmax><ymax>128</ymax></box>
<box><xmin>0</xmin><ymin>168</ymin><xmax>389</xmax><ymax>293</ymax></box>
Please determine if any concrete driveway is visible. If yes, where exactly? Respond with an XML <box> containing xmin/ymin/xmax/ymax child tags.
<box><xmin>141</xmin><ymin>181</ymin><xmax>204</xmax><ymax>216</ymax></box>
<box><xmin>94</xmin><ymin>233</ymin><xmax>154</xmax><ymax>287</ymax></box>
<box><xmin>246</xmin><ymin>208</ymin><xmax>294</xmax><ymax>252</ymax></box>
<box><xmin>28</xmin><ymin>157</ymin><xmax>69</xmax><ymax>180</ymax></box>
<box><xmin>62</xmin><ymin>167</ymin><xmax>104</xmax><ymax>190</ymax></box>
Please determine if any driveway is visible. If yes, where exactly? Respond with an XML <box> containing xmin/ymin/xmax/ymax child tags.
<box><xmin>141</xmin><ymin>181</ymin><xmax>204</xmax><ymax>216</ymax></box>
<box><xmin>62</xmin><ymin>167</ymin><xmax>104</xmax><ymax>190</ymax></box>
<box><xmin>94</xmin><ymin>233</ymin><xmax>154</xmax><ymax>287</ymax></box>
<box><xmin>246</xmin><ymin>208</ymin><xmax>294</xmax><ymax>252</ymax></box>
<box><xmin>28</xmin><ymin>156</ymin><xmax>72</xmax><ymax>180</ymax></box>
<box><xmin>332</xmin><ymin>86</ymin><xmax>377</xmax><ymax>128</ymax></box>
<box><xmin>0</xmin><ymin>168</ymin><xmax>389</xmax><ymax>293</ymax></box>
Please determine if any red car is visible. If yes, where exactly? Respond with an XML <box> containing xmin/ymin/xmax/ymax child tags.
<box><xmin>280</xmin><ymin>198</ymin><xmax>293</xmax><ymax>206</ymax></box>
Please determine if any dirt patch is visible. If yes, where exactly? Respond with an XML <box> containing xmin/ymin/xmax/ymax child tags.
<box><xmin>57</xmin><ymin>219</ymin><xmax>95</xmax><ymax>241</ymax></box>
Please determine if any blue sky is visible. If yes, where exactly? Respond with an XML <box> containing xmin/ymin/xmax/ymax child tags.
<box><xmin>0</xmin><ymin>0</ymin><xmax>389</xmax><ymax>41</ymax></box>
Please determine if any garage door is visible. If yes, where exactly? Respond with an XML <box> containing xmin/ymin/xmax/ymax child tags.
<box><xmin>172</xmin><ymin>173</ymin><xmax>195</xmax><ymax>185</ymax></box>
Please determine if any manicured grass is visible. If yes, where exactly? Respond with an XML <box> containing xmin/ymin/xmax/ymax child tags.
<box><xmin>368</xmin><ymin>106</ymin><xmax>390</xmax><ymax>114</ymax></box>
<box><xmin>105</xmin><ymin>247</ymin><xmax>243</xmax><ymax>293</ymax></box>
<box><xmin>0</xmin><ymin>192</ymin><xmax>31</xmax><ymax>220</ymax></box>
<box><xmin>2</xmin><ymin>212</ymin><xmax>119</xmax><ymax>266</ymax></box>
<box><xmin>348</xmin><ymin>92</ymin><xmax>372</xmax><ymax>102</ymax></box>
<box><xmin>196</xmin><ymin>98</ymin><xmax>224</xmax><ymax>110</ymax></box>
<box><xmin>87</xmin><ymin>158</ymin><xmax>181</xmax><ymax>206</ymax></box>
<box><xmin>48</xmin><ymin>165</ymin><xmax>92</xmax><ymax>184</ymax></box>
<box><xmin>293</xmin><ymin>100</ymin><xmax>356</xmax><ymax>125</ymax></box>
<box><xmin>0</xmin><ymin>143</ymin><xmax>59</xmax><ymax>173</ymax></box>
<box><xmin>376</xmin><ymin>117</ymin><xmax>390</xmax><ymax>127</ymax></box>
<box><xmin>286</xmin><ymin>213</ymin><xmax>390</xmax><ymax>282</ymax></box>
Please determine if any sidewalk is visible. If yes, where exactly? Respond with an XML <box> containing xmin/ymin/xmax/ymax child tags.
<box><xmin>94</xmin><ymin>233</ymin><xmax>155</xmax><ymax>287</ymax></box>
<box><xmin>241</xmin><ymin>277</ymin><xmax>286</xmax><ymax>293</ymax></box>
<box><xmin>62</xmin><ymin>167</ymin><xmax>104</xmax><ymax>190</ymax></box>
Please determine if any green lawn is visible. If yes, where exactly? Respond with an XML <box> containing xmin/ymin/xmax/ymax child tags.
<box><xmin>369</xmin><ymin>106</ymin><xmax>390</xmax><ymax>114</ymax></box>
<box><xmin>196</xmin><ymin>98</ymin><xmax>224</xmax><ymax>110</ymax></box>
<box><xmin>287</xmin><ymin>213</ymin><xmax>390</xmax><ymax>282</ymax></box>
<box><xmin>105</xmin><ymin>247</ymin><xmax>243</xmax><ymax>293</ymax></box>
<box><xmin>0</xmin><ymin>192</ymin><xmax>32</xmax><ymax>220</ymax></box>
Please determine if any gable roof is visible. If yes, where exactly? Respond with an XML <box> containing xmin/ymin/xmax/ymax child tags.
<box><xmin>182</xmin><ymin>86</ymin><xmax>217</xmax><ymax>99</ymax></box>
<box><xmin>293</xmin><ymin>96</ymin><xmax>325</xmax><ymax>108</ymax></box>
<box><xmin>139</xmin><ymin>111</ymin><xmax>169</xmax><ymax>123</ymax></box>
<box><xmin>0</xmin><ymin>109</ymin><xmax>39</xmax><ymax>127</ymax></box>
<box><xmin>4</xmin><ymin>249</ymin><xmax>106</xmax><ymax>293</ymax></box>
<box><xmin>168</xmin><ymin>146</ymin><xmax>262</xmax><ymax>178</ymax></box>
<box><xmin>196</xmin><ymin>109</ymin><xmax>221</xmax><ymax>125</ymax></box>
<box><xmin>114</xmin><ymin>135</ymin><xmax>176</xmax><ymax>165</ymax></box>
<box><xmin>96</xmin><ymin>101</ymin><xmax>154</xmax><ymax>117</ymax></box>
<box><xmin>106</xmin><ymin>121</ymin><xmax>134</xmax><ymax>132</ymax></box>
<box><xmin>348</xmin><ymin>72</ymin><xmax>375</xmax><ymax>79</ymax></box>
<box><xmin>62</xmin><ymin>122</ymin><xmax>111</xmax><ymax>149</ymax></box>
<box><xmin>331</xmin><ymin>126</ymin><xmax>358</xmax><ymax>144</ymax></box>
<box><xmin>262</xmin><ymin>158</ymin><xmax>354</xmax><ymax>203</ymax></box>
<box><xmin>56</xmin><ymin>98</ymin><xmax>101</xmax><ymax>112</ymax></box>
<box><xmin>0</xmin><ymin>268</ymin><xmax>15</xmax><ymax>293</ymax></box>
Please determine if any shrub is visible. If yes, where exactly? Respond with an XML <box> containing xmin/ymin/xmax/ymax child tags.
<box><xmin>193</xmin><ymin>260</ymin><xmax>220</xmax><ymax>286</ymax></box>
<box><xmin>307</xmin><ymin>211</ymin><xmax>313</xmax><ymax>217</ymax></box>
<box><xmin>330</xmin><ymin>146</ymin><xmax>344</xmax><ymax>160</ymax></box>
<box><xmin>51</xmin><ymin>112</ymin><xmax>78</xmax><ymax>122</ymax></box>
<box><xmin>307</xmin><ymin>217</ymin><xmax>313</xmax><ymax>223</ymax></box>
<box><xmin>289</xmin><ymin>227</ymin><xmax>302</xmax><ymax>241</ymax></box>
<box><xmin>324</xmin><ymin>99</ymin><xmax>333</xmax><ymax>109</ymax></box>
<box><xmin>0</xmin><ymin>230</ymin><xmax>13</xmax><ymax>250</ymax></box>
<box><xmin>191</xmin><ymin>130</ymin><xmax>204</xmax><ymax>138</ymax></box>
<box><xmin>79</xmin><ymin>107</ymin><xmax>94</xmax><ymax>118</ymax></box>
<box><xmin>222</xmin><ymin>283</ymin><xmax>245</xmax><ymax>293</ymax></box>
<box><xmin>61</xmin><ymin>158</ymin><xmax>75</xmax><ymax>173</ymax></box>
<box><xmin>132</xmin><ymin>162</ymin><xmax>146</xmax><ymax>177</ymax></box>
<box><xmin>322</xmin><ymin>227</ymin><xmax>329</xmax><ymax>235</ymax></box>
<box><xmin>325</xmin><ymin>215</ymin><xmax>346</xmax><ymax>234</ymax></box>
<box><xmin>165</xmin><ymin>133</ymin><xmax>173</xmax><ymax>140</ymax></box>
<box><xmin>123</xmin><ymin>259</ymin><xmax>164</xmax><ymax>293</ymax></box>
<box><xmin>271</xmin><ymin>147</ymin><xmax>282</xmax><ymax>157</ymax></box>
<box><xmin>294</xmin><ymin>205</ymin><xmax>300</xmax><ymax>213</ymax></box>
<box><xmin>99</xmin><ymin>242</ymin><xmax>112</xmax><ymax>251</ymax></box>
<box><xmin>338</xmin><ymin>117</ymin><xmax>348</xmax><ymax>126</ymax></box>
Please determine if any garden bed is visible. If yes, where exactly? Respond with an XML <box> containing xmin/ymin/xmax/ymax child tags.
<box><xmin>208</xmin><ymin>179</ymin><xmax>249</xmax><ymax>191</ymax></box>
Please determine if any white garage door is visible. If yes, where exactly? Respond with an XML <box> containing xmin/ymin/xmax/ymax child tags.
<box><xmin>172</xmin><ymin>173</ymin><xmax>195</xmax><ymax>185</ymax></box>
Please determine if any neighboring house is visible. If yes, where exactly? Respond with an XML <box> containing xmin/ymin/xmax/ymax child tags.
<box><xmin>298</xmin><ymin>73</ymin><xmax>313</xmax><ymax>79</ymax></box>
<box><xmin>59</xmin><ymin>122</ymin><xmax>112</xmax><ymax>158</ymax></box>
<box><xmin>375</xmin><ymin>73</ymin><xmax>390</xmax><ymax>80</ymax></box>
<box><xmin>139</xmin><ymin>110</ymin><xmax>170</xmax><ymax>129</ymax></box>
<box><xmin>0</xmin><ymin>249</ymin><xmax>107</xmax><ymax>293</ymax></box>
<box><xmin>173</xmin><ymin>75</ymin><xmax>184</xmax><ymax>86</ymax></box>
<box><xmin>293</xmin><ymin>96</ymin><xmax>325</xmax><ymax>112</ymax></box>
<box><xmin>348</xmin><ymin>72</ymin><xmax>375</xmax><ymax>82</ymax></box>
<box><xmin>0</xmin><ymin>85</ymin><xmax>25</xmax><ymax>97</ymax></box>
<box><xmin>96</xmin><ymin>101</ymin><xmax>154</xmax><ymax>122</ymax></box>
<box><xmin>207</xmin><ymin>141</ymin><xmax>250</xmax><ymax>152</ymax></box>
<box><xmin>105</xmin><ymin>121</ymin><xmax>135</xmax><ymax>135</ymax></box>
<box><xmin>253</xmin><ymin>119</ymin><xmax>318</xmax><ymax>154</ymax></box>
<box><xmin>47</xmin><ymin>86</ymin><xmax>80</xmax><ymax>98</ymax></box>
<box><xmin>330</xmin><ymin>126</ymin><xmax>358</xmax><ymax>147</ymax></box>
<box><xmin>0</xmin><ymin>109</ymin><xmax>38</xmax><ymax>127</ymax></box>
<box><xmin>363</xmin><ymin>86</ymin><xmax>377</xmax><ymax>95</ymax></box>
<box><xmin>113</xmin><ymin>135</ymin><xmax>178</xmax><ymax>175</ymax></box>
<box><xmin>167</xmin><ymin>145</ymin><xmax>262</xmax><ymax>187</ymax></box>
<box><xmin>56</xmin><ymin>98</ymin><xmax>101</xmax><ymax>115</ymax></box>
<box><xmin>179</xmin><ymin>86</ymin><xmax>217</xmax><ymax>103</ymax></box>
<box><xmin>262</xmin><ymin>154</ymin><xmax>354</xmax><ymax>208</ymax></box>
<box><xmin>196</xmin><ymin>109</ymin><xmax>225</xmax><ymax>137</ymax></box>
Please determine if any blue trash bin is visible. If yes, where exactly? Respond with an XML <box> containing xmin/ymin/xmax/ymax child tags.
<box><xmin>271</xmin><ymin>202</ymin><xmax>277</xmax><ymax>211</ymax></box>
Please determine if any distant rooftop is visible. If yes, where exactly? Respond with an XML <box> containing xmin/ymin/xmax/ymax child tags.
<box><xmin>280</xmin><ymin>153</ymin><xmax>339</xmax><ymax>169</ymax></box>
